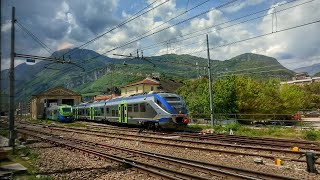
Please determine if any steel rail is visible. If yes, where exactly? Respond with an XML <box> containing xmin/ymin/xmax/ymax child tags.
<box><xmin>41</xmin><ymin>123</ymin><xmax>320</xmax><ymax>153</ymax></box>
<box><xmin>84</xmin><ymin>123</ymin><xmax>320</xmax><ymax>148</ymax></box>
<box><xmin>17</xmin><ymin>127</ymin><xmax>299</xmax><ymax>180</ymax></box>
<box><xmin>17</xmin><ymin>129</ymin><xmax>204</xmax><ymax>180</ymax></box>
<box><xmin>80</xmin><ymin>122</ymin><xmax>320</xmax><ymax>151</ymax></box>
<box><xmin>18</xmin><ymin>123</ymin><xmax>319</xmax><ymax>164</ymax></box>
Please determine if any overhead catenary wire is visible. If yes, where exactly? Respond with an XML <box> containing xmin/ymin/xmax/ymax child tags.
<box><xmin>127</xmin><ymin>0</ymin><xmax>213</xmax><ymax>45</ymax></box>
<box><xmin>61</xmin><ymin>0</ymin><xmax>168</xmax><ymax>57</ymax></box>
<box><xmin>138</xmin><ymin>0</ymin><xmax>308</xmax><ymax>53</ymax></box>
<box><xmin>189</xmin><ymin>19</ymin><xmax>320</xmax><ymax>56</ymax></box>
<box><xmin>84</xmin><ymin>0</ymin><xmax>239</xmax><ymax>63</ymax></box>
<box><xmin>16</xmin><ymin>20</ymin><xmax>54</xmax><ymax>55</ymax></box>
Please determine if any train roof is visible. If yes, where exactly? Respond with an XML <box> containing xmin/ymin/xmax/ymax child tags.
<box><xmin>74</xmin><ymin>92</ymin><xmax>181</xmax><ymax>107</ymax></box>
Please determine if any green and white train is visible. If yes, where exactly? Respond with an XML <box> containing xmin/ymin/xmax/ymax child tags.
<box><xmin>46</xmin><ymin>105</ymin><xmax>74</xmax><ymax>122</ymax></box>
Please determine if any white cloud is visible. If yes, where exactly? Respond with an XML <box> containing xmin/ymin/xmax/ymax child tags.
<box><xmin>223</xmin><ymin>0</ymin><xmax>264</xmax><ymax>13</ymax></box>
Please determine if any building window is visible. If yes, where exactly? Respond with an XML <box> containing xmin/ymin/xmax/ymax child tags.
<box><xmin>151</xmin><ymin>86</ymin><xmax>154</xmax><ymax>91</ymax></box>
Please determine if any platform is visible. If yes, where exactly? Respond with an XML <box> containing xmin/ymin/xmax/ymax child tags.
<box><xmin>0</xmin><ymin>163</ymin><xmax>27</xmax><ymax>178</ymax></box>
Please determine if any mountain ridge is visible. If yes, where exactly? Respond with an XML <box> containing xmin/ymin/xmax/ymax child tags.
<box><xmin>294</xmin><ymin>63</ymin><xmax>320</xmax><ymax>76</ymax></box>
<box><xmin>0</xmin><ymin>49</ymin><xmax>295</xmax><ymax>104</ymax></box>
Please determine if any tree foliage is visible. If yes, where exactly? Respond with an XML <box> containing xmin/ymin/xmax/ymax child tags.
<box><xmin>177</xmin><ymin>76</ymin><xmax>307</xmax><ymax>117</ymax></box>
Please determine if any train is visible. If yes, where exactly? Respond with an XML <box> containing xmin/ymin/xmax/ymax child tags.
<box><xmin>73</xmin><ymin>92</ymin><xmax>190</xmax><ymax>129</ymax></box>
<box><xmin>46</xmin><ymin>105</ymin><xmax>74</xmax><ymax>122</ymax></box>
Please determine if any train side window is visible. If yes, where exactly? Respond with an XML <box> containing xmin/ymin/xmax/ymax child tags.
<box><xmin>101</xmin><ymin>108</ymin><xmax>104</xmax><ymax>114</ymax></box>
<box><xmin>133</xmin><ymin>104</ymin><xmax>139</xmax><ymax>112</ymax></box>
<box><xmin>128</xmin><ymin>104</ymin><xmax>132</xmax><ymax>112</ymax></box>
<box><xmin>95</xmin><ymin>108</ymin><xmax>100</xmax><ymax>116</ymax></box>
<box><xmin>112</xmin><ymin>110</ymin><xmax>115</xmax><ymax>117</ymax></box>
<box><xmin>140</xmin><ymin>103</ymin><xmax>146</xmax><ymax>112</ymax></box>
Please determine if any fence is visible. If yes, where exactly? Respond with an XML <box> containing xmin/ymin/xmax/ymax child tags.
<box><xmin>189</xmin><ymin>113</ymin><xmax>320</xmax><ymax>129</ymax></box>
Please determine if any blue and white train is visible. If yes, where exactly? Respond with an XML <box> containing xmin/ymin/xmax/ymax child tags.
<box><xmin>73</xmin><ymin>92</ymin><xmax>189</xmax><ymax>129</ymax></box>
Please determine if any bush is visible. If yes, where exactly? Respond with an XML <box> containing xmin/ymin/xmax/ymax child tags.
<box><xmin>304</xmin><ymin>129</ymin><xmax>319</xmax><ymax>141</ymax></box>
<box><xmin>224</xmin><ymin>122</ymin><xmax>241</xmax><ymax>131</ymax></box>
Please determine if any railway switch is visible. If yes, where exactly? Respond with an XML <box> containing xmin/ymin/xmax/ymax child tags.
<box><xmin>300</xmin><ymin>152</ymin><xmax>319</xmax><ymax>173</ymax></box>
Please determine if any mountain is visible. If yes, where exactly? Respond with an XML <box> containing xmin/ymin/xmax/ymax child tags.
<box><xmin>294</xmin><ymin>63</ymin><xmax>320</xmax><ymax>76</ymax></box>
<box><xmin>0</xmin><ymin>50</ymin><xmax>294</xmax><ymax>106</ymax></box>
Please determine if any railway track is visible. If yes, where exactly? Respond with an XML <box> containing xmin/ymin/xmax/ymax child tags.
<box><xmin>85</xmin><ymin>123</ymin><xmax>320</xmax><ymax>150</ymax></box>
<box><xmin>17</xmin><ymin>127</ymin><xmax>299</xmax><ymax>180</ymax></box>
<box><xmin>18</xmin><ymin>122</ymin><xmax>320</xmax><ymax>164</ymax></box>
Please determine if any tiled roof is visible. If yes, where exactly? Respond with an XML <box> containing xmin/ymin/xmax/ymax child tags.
<box><xmin>124</xmin><ymin>78</ymin><xmax>160</xmax><ymax>87</ymax></box>
<box><xmin>94</xmin><ymin>94</ymin><xmax>118</xmax><ymax>101</ymax></box>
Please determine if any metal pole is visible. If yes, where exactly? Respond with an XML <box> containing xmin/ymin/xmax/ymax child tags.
<box><xmin>206</xmin><ymin>34</ymin><xmax>214</xmax><ymax>126</ymax></box>
<box><xmin>0</xmin><ymin>0</ymin><xmax>2</xmax><ymax>116</ymax></box>
<box><xmin>9</xmin><ymin>6</ymin><xmax>15</xmax><ymax>153</ymax></box>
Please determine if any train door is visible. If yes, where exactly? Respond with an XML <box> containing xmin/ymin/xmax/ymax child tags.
<box><xmin>74</xmin><ymin>108</ymin><xmax>78</xmax><ymax>119</ymax></box>
<box><xmin>118</xmin><ymin>101</ymin><xmax>128</xmax><ymax>123</ymax></box>
<box><xmin>90</xmin><ymin>107</ymin><xmax>94</xmax><ymax>120</ymax></box>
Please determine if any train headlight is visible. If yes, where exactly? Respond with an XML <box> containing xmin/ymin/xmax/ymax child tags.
<box><xmin>183</xmin><ymin>118</ymin><xmax>190</xmax><ymax>124</ymax></box>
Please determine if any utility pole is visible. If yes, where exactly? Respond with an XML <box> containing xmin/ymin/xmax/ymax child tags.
<box><xmin>9</xmin><ymin>6</ymin><xmax>15</xmax><ymax>153</ymax></box>
<box><xmin>0</xmin><ymin>0</ymin><xmax>2</xmax><ymax>116</ymax></box>
<box><xmin>206</xmin><ymin>34</ymin><xmax>214</xmax><ymax>126</ymax></box>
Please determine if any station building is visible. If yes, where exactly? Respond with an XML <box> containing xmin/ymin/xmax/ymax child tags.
<box><xmin>120</xmin><ymin>77</ymin><xmax>161</xmax><ymax>97</ymax></box>
<box><xmin>30</xmin><ymin>86</ymin><xmax>81</xmax><ymax>119</ymax></box>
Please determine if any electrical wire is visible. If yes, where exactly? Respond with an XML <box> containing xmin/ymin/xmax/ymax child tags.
<box><xmin>138</xmin><ymin>0</ymin><xmax>309</xmax><ymax>53</ymax></box>
<box><xmin>189</xmin><ymin>19</ymin><xmax>320</xmax><ymax>55</ymax></box>
<box><xmin>84</xmin><ymin>0</ymin><xmax>239</xmax><ymax>63</ymax></box>
<box><xmin>16</xmin><ymin>21</ymin><xmax>54</xmax><ymax>55</ymax></box>
<box><xmin>61</xmin><ymin>0</ymin><xmax>167</xmax><ymax>57</ymax></box>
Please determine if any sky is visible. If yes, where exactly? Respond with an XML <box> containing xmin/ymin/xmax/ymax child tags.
<box><xmin>1</xmin><ymin>0</ymin><xmax>320</xmax><ymax>70</ymax></box>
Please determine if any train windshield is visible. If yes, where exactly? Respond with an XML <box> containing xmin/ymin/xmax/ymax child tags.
<box><xmin>161</xmin><ymin>96</ymin><xmax>188</xmax><ymax>114</ymax></box>
<box><xmin>62</xmin><ymin>108</ymin><xmax>72</xmax><ymax>112</ymax></box>
<box><xmin>167</xmin><ymin>102</ymin><xmax>188</xmax><ymax>114</ymax></box>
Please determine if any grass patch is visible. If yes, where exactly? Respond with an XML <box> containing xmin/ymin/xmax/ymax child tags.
<box><xmin>188</xmin><ymin>122</ymin><xmax>320</xmax><ymax>141</ymax></box>
<box><xmin>304</xmin><ymin>129</ymin><xmax>320</xmax><ymax>141</ymax></box>
<box><xmin>0</xmin><ymin>129</ymin><xmax>9</xmax><ymax>137</ymax></box>
<box><xmin>63</xmin><ymin>121</ymin><xmax>86</xmax><ymax>128</ymax></box>
<box><xmin>1</xmin><ymin>147</ymin><xmax>52</xmax><ymax>180</ymax></box>
<box><xmin>27</xmin><ymin>119</ymin><xmax>86</xmax><ymax>128</ymax></box>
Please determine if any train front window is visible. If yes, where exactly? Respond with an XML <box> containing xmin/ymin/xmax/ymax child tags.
<box><xmin>62</xmin><ymin>108</ymin><xmax>72</xmax><ymax>112</ymax></box>
<box><xmin>168</xmin><ymin>102</ymin><xmax>188</xmax><ymax>114</ymax></box>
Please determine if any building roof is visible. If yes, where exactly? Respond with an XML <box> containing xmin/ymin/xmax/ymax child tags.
<box><xmin>123</xmin><ymin>78</ymin><xmax>160</xmax><ymax>88</ymax></box>
<box><xmin>94</xmin><ymin>94</ymin><xmax>118</xmax><ymax>101</ymax></box>
<box><xmin>280</xmin><ymin>76</ymin><xmax>320</xmax><ymax>85</ymax></box>
<box><xmin>32</xmin><ymin>86</ymin><xmax>81</xmax><ymax>99</ymax></box>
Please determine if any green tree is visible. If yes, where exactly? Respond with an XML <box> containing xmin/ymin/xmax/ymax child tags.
<box><xmin>279</xmin><ymin>84</ymin><xmax>305</xmax><ymax>113</ymax></box>
<box><xmin>212</xmin><ymin>75</ymin><xmax>237</xmax><ymax>114</ymax></box>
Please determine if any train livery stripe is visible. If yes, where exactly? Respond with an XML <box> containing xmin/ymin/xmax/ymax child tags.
<box><xmin>154</xmin><ymin>94</ymin><xmax>174</xmax><ymax>114</ymax></box>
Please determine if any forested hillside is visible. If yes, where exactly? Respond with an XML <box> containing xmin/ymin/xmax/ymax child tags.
<box><xmin>0</xmin><ymin>48</ymin><xmax>294</xmax><ymax>110</ymax></box>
